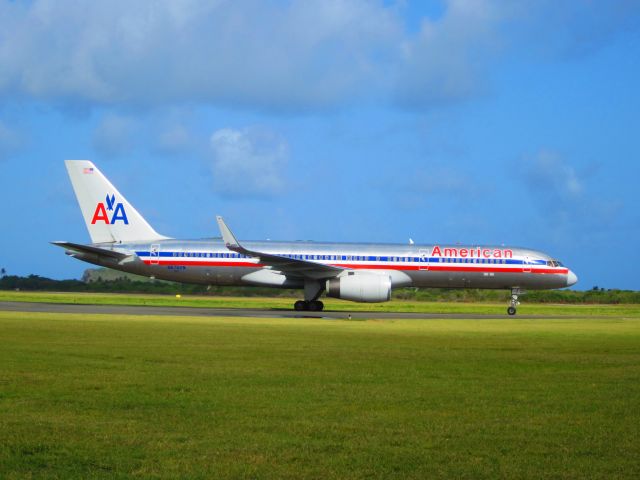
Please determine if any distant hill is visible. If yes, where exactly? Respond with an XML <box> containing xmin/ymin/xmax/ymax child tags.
<box><xmin>81</xmin><ymin>268</ymin><xmax>155</xmax><ymax>283</ymax></box>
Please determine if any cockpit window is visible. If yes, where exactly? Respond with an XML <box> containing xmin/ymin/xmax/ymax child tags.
<box><xmin>546</xmin><ymin>260</ymin><xmax>564</xmax><ymax>267</ymax></box>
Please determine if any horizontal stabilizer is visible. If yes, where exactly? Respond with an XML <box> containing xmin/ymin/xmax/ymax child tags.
<box><xmin>51</xmin><ymin>241</ymin><xmax>131</xmax><ymax>260</ymax></box>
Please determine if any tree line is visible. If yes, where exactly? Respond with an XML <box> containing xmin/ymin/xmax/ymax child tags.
<box><xmin>1</xmin><ymin>273</ymin><xmax>639</xmax><ymax>304</ymax></box>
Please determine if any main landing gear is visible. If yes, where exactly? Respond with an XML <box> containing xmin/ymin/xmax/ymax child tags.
<box><xmin>294</xmin><ymin>280</ymin><xmax>325</xmax><ymax>312</ymax></box>
<box><xmin>294</xmin><ymin>300</ymin><xmax>324</xmax><ymax>311</ymax></box>
<box><xmin>507</xmin><ymin>288</ymin><xmax>526</xmax><ymax>315</ymax></box>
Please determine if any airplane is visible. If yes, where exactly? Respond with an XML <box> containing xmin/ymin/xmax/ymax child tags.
<box><xmin>54</xmin><ymin>160</ymin><xmax>578</xmax><ymax>315</ymax></box>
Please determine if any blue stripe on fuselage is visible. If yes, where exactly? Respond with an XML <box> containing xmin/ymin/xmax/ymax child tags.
<box><xmin>134</xmin><ymin>250</ymin><xmax>543</xmax><ymax>265</ymax></box>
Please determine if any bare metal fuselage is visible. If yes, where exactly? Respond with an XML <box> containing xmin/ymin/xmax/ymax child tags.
<box><xmin>66</xmin><ymin>238</ymin><xmax>573</xmax><ymax>291</ymax></box>
<box><xmin>57</xmin><ymin>160</ymin><xmax>578</xmax><ymax>314</ymax></box>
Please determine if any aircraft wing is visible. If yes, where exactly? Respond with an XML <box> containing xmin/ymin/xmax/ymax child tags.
<box><xmin>216</xmin><ymin>216</ymin><xmax>343</xmax><ymax>280</ymax></box>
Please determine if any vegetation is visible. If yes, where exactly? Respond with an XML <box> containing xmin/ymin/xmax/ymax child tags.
<box><xmin>2</xmin><ymin>290</ymin><xmax>640</xmax><ymax>317</ymax></box>
<box><xmin>1</xmin><ymin>272</ymin><xmax>639</xmax><ymax>304</ymax></box>
<box><xmin>1</xmin><ymin>311</ymin><xmax>639</xmax><ymax>478</ymax></box>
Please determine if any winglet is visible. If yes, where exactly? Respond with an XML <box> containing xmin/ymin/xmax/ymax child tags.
<box><xmin>216</xmin><ymin>216</ymin><xmax>241</xmax><ymax>249</ymax></box>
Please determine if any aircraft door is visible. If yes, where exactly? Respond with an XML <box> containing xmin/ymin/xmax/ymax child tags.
<box><xmin>150</xmin><ymin>244</ymin><xmax>160</xmax><ymax>265</ymax></box>
<box><xmin>419</xmin><ymin>249</ymin><xmax>430</xmax><ymax>271</ymax></box>
<box><xmin>523</xmin><ymin>255</ymin><xmax>531</xmax><ymax>273</ymax></box>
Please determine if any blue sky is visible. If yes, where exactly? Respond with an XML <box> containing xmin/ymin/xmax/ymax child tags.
<box><xmin>0</xmin><ymin>0</ymin><xmax>639</xmax><ymax>289</ymax></box>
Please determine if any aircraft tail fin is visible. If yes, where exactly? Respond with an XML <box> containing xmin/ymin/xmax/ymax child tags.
<box><xmin>65</xmin><ymin>160</ymin><xmax>169</xmax><ymax>244</ymax></box>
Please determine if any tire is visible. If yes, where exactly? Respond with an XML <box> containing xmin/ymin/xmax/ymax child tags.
<box><xmin>308</xmin><ymin>300</ymin><xmax>324</xmax><ymax>312</ymax></box>
<box><xmin>294</xmin><ymin>300</ymin><xmax>307</xmax><ymax>311</ymax></box>
<box><xmin>507</xmin><ymin>306</ymin><xmax>517</xmax><ymax>316</ymax></box>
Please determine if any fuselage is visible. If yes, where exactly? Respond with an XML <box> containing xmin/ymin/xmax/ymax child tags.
<box><xmin>57</xmin><ymin>160</ymin><xmax>579</xmax><ymax>314</ymax></box>
<box><xmin>70</xmin><ymin>238</ymin><xmax>576</xmax><ymax>291</ymax></box>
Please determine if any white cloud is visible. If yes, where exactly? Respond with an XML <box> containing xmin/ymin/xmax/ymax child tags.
<box><xmin>521</xmin><ymin>150</ymin><xmax>622</xmax><ymax>230</ymax></box>
<box><xmin>393</xmin><ymin>0</ymin><xmax>640</xmax><ymax>108</ymax></box>
<box><xmin>0</xmin><ymin>0</ymin><xmax>400</xmax><ymax>110</ymax></box>
<box><xmin>524</xmin><ymin>150</ymin><xmax>583</xmax><ymax>201</ymax></box>
<box><xmin>394</xmin><ymin>0</ymin><xmax>504</xmax><ymax>108</ymax></box>
<box><xmin>92</xmin><ymin>114</ymin><xmax>137</xmax><ymax>157</ymax></box>
<box><xmin>210</xmin><ymin>127</ymin><xmax>288</xmax><ymax>197</ymax></box>
<box><xmin>0</xmin><ymin>1</ymin><xmax>637</xmax><ymax>112</ymax></box>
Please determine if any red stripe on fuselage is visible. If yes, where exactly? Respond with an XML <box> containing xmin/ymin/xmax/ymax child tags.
<box><xmin>142</xmin><ymin>260</ymin><xmax>568</xmax><ymax>275</ymax></box>
<box><xmin>335</xmin><ymin>264</ymin><xmax>567</xmax><ymax>274</ymax></box>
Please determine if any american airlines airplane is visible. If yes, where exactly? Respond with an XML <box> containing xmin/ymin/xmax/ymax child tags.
<box><xmin>54</xmin><ymin>160</ymin><xmax>578</xmax><ymax>315</ymax></box>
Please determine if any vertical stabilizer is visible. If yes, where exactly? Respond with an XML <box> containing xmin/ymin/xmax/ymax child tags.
<box><xmin>65</xmin><ymin>160</ymin><xmax>168</xmax><ymax>244</ymax></box>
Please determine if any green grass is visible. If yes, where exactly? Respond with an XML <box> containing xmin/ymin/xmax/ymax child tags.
<box><xmin>1</xmin><ymin>311</ymin><xmax>639</xmax><ymax>478</ymax></box>
<box><xmin>2</xmin><ymin>290</ymin><xmax>640</xmax><ymax>316</ymax></box>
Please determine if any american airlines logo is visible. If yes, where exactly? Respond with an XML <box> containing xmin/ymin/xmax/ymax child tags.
<box><xmin>431</xmin><ymin>245</ymin><xmax>513</xmax><ymax>259</ymax></box>
<box><xmin>91</xmin><ymin>194</ymin><xmax>129</xmax><ymax>225</ymax></box>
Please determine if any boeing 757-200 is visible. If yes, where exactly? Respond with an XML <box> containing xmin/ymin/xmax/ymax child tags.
<box><xmin>53</xmin><ymin>160</ymin><xmax>578</xmax><ymax>315</ymax></box>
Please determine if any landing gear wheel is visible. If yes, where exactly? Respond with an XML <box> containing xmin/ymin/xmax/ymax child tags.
<box><xmin>293</xmin><ymin>299</ymin><xmax>324</xmax><ymax>312</ymax></box>
<box><xmin>308</xmin><ymin>300</ymin><xmax>324</xmax><ymax>312</ymax></box>
<box><xmin>507</xmin><ymin>288</ymin><xmax>524</xmax><ymax>316</ymax></box>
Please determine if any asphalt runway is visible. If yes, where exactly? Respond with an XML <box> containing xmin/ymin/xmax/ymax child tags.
<box><xmin>0</xmin><ymin>301</ymin><xmax>578</xmax><ymax>320</ymax></box>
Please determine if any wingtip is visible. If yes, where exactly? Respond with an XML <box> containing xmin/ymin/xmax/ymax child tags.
<box><xmin>215</xmin><ymin>215</ymin><xmax>240</xmax><ymax>249</ymax></box>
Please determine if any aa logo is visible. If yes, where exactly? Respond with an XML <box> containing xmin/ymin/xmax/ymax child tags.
<box><xmin>91</xmin><ymin>194</ymin><xmax>129</xmax><ymax>225</ymax></box>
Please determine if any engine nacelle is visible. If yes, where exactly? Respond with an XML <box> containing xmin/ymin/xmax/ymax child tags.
<box><xmin>326</xmin><ymin>273</ymin><xmax>392</xmax><ymax>303</ymax></box>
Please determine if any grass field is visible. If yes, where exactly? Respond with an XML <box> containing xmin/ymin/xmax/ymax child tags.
<box><xmin>1</xmin><ymin>310</ymin><xmax>639</xmax><ymax>478</ymax></box>
<box><xmin>2</xmin><ymin>290</ymin><xmax>640</xmax><ymax>317</ymax></box>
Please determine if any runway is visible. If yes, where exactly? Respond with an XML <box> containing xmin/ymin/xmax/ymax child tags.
<box><xmin>0</xmin><ymin>301</ymin><xmax>572</xmax><ymax>320</ymax></box>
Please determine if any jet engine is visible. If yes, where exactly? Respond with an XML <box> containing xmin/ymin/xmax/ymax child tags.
<box><xmin>326</xmin><ymin>273</ymin><xmax>392</xmax><ymax>303</ymax></box>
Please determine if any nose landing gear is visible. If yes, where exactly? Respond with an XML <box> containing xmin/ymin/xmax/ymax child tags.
<box><xmin>507</xmin><ymin>288</ymin><xmax>526</xmax><ymax>315</ymax></box>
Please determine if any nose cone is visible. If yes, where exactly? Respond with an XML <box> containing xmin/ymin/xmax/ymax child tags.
<box><xmin>566</xmin><ymin>270</ymin><xmax>578</xmax><ymax>287</ymax></box>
